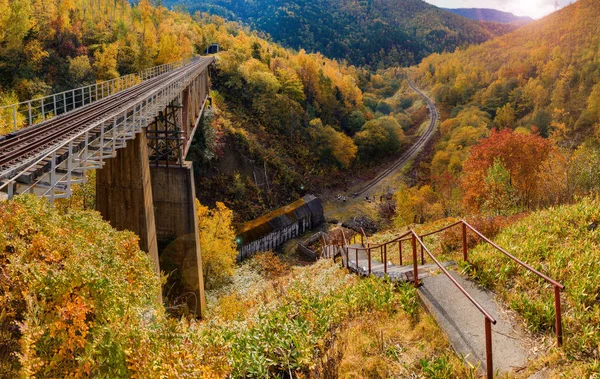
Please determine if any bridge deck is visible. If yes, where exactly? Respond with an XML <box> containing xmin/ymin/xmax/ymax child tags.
<box><xmin>0</xmin><ymin>57</ymin><xmax>214</xmax><ymax>200</ymax></box>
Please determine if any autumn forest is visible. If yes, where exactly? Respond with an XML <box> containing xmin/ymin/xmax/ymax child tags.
<box><xmin>1</xmin><ymin>0</ymin><xmax>600</xmax><ymax>377</ymax></box>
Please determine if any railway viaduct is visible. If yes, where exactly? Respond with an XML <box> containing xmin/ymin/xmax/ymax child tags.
<box><xmin>0</xmin><ymin>57</ymin><xmax>215</xmax><ymax>316</ymax></box>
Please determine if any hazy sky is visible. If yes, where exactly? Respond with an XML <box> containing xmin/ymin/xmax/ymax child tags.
<box><xmin>424</xmin><ymin>0</ymin><xmax>572</xmax><ymax>19</ymax></box>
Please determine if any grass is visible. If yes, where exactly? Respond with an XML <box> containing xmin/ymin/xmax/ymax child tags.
<box><xmin>201</xmin><ymin>256</ymin><xmax>482</xmax><ymax>377</ymax></box>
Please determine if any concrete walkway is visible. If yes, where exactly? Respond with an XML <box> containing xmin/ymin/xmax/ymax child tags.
<box><xmin>419</xmin><ymin>270</ymin><xmax>529</xmax><ymax>376</ymax></box>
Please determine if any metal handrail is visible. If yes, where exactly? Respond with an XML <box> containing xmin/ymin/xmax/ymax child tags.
<box><xmin>419</xmin><ymin>220</ymin><xmax>464</xmax><ymax>238</ymax></box>
<box><xmin>462</xmin><ymin>220</ymin><xmax>564</xmax><ymax>289</ymax></box>
<box><xmin>333</xmin><ymin>218</ymin><xmax>564</xmax><ymax>379</ymax></box>
<box><xmin>361</xmin><ymin>230</ymin><xmax>413</xmax><ymax>249</ymax></box>
<box><xmin>412</xmin><ymin>230</ymin><xmax>496</xmax><ymax>379</ymax></box>
<box><xmin>360</xmin><ymin>226</ymin><xmax>369</xmax><ymax>247</ymax></box>
<box><xmin>412</xmin><ymin>232</ymin><xmax>497</xmax><ymax>323</ymax></box>
<box><xmin>413</xmin><ymin>219</ymin><xmax>564</xmax><ymax>348</ymax></box>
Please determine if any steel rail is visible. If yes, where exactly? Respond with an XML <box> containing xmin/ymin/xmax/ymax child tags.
<box><xmin>0</xmin><ymin>59</ymin><xmax>194</xmax><ymax>133</ymax></box>
<box><xmin>354</xmin><ymin>80</ymin><xmax>437</xmax><ymax>197</ymax></box>
<box><xmin>0</xmin><ymin>73</ymin><xmax>168</xmax><ymax>160</ymax></box>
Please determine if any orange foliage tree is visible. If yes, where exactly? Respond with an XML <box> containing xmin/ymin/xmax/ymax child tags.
<box><xmin>461</xmin><ymin>129</ymin><xmax>552</xmax><ymax>213</ymax></box>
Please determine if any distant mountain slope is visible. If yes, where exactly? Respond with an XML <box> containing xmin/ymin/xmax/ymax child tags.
<box><xmin>414</xmin><ymin>0</ymin><xmax>600</xmax><ymax>178</ymax></box>
<box><xmin>165</xmin><ymin>0</ymin><xmax>515</xmax><ymax>68</ymax></box>
<box><xmin>444</xmin><ymin>8</ymin><xmax>534</xmax><ymax>24</ymax></box>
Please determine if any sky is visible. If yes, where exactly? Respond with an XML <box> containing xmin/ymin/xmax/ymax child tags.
<box><xmin>424</xmin><ymin>0</ymin><xmax>572</xmax><ymax>19</ymax></box>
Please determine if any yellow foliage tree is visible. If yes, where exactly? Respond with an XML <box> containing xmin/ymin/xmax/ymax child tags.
<box><xmin>195</xmin><ymin>199</ymin><xmax>238</xmax><ymax>289</ymax></box>
<box><xmin>93</xmin><ymin>43</ymin><xmax>119</xmax><ymax>81</ymax></box>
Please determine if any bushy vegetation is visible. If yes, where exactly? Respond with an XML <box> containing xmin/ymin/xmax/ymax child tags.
<box><xmin>0</xmin><ymin>195</ymin><xmax>162</xmax><ymax>377</ymax></box>
<box><xmin>0</xmin><ymin>197</ymin><xmax>471</xmax><ymax>377</ymax></box>
<box><xmin>195</xmin><ymin>199</ymin><xmax>238</xmax><ymax>290</ymax></box>
<box><xmin>376</xmin><ymin>0</ymin><xmax>600</xmax><ymax>226</ymax></box>
<box><xmin>165</xmin><ymin>0</ymin><xmax>516</xmax><ymax>69</ymax></box>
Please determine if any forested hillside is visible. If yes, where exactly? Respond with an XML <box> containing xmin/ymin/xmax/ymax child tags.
<box><xmin>165</xmin><ymin>0</ymin><xmax>516</xmax><ymax>69</ymax></box>
<box><xmin>0</xmin><ymin>0</ymin><xmax>422</xmax><ymax>222</ymax></box>
<box><xmin>383</xmin><ymin>0</ymin><xmax>600</xmax><ymax>225</ymax></box>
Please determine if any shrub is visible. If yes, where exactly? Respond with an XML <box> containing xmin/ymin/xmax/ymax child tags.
<box><xmin>196</xmin><ymin>200</ymin><xmax>238</xmax><ymax>290</ymax></box>
<box><xmin>0</xmin><ymin>195</ymin><xmax>162</xmax><ymax>377</ymax></box>
<box><xmin>251</xmin><ymin>251</ymin><xmax>288</xmax><ymax>279</ymax></box>
<box><xmin>354</xmin><ymin>116</ymin><xmax>406</xmax><ymax>160</ymax></box>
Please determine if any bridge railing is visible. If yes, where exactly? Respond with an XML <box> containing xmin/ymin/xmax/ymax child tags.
<box><xmin>0</xmin><ymin>57</ymin><xmax>198</xmax><ymax>135</ymax></box>
<box><xmin>0</xmin><ymin>57</ymin><xmax>214</xmax><ymax>200</ymax></box>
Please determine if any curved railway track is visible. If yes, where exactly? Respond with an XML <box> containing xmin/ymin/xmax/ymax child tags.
<box><xmin>354</xmin><ymin>80</ymin><xmax>438</xmax><ymax>197</ymax></box>
<box><xmin>0</xmin><ymin>59</ymin><xmax>208</xmax><ymax>179</ymax></box>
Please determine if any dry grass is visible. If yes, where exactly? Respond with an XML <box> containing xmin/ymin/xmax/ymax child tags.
<box><xmin>335</xmin><ymin>309</ymin><xmax>478</xmax><ymax>378</ymax></box>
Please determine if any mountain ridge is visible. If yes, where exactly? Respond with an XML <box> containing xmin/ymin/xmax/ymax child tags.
<box><xmin>443</xmin><ymin>7</ymin><xmax>534</xmax><ymax>24</ymax></box>
<box><xmin>165</xmin><ymin>0</ymin><xmax>518</xmax><ymax>68</ymax></box>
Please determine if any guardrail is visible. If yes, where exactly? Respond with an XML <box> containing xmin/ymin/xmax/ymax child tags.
<box><xmin>0</xmin><ymin>58</ymin><xmax>197</xmax><ymax>135</ymax></box>
<box><xmin>325</xmin><ymin>219</ymin><xmax>564</xmax><ymax>379</ymax></box>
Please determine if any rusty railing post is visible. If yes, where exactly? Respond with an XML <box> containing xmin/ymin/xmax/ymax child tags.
<box><xmin>361</xmin><ymin>233</ymin><xmax>364</xmax><ymax>246</ymax></box>
<box><xmin>355</xmin><ymin>248</ymin><xmax>359</xmax><ymax>272</ymax></box>
<box><xmin>462</xmin><ymin>221</ymin><xmax>468</xmax><ymax>261</ymax></box>
<box><xmin>384</xmin><ymin>244</ymin><xmax>387</xmax><ymax>275</ymax></box>
<box><xmin>485</xmin><ymin>318</ymin><xmax>493</xmax><ymax>379</ymax></box>
<box><xmin>555</xmin><ymin>285</ymin><xmax>563</xmax><ymax>347</ymax></box>
<box><xmin>399</xmin><ymin>240</ymin><xmax>403</xmax><ymax>265</ymax></box>
<box><xmin>420</xmin><ymin>236</ymin><xmax>425</xmax><ymax>264</ymax></box>
<box><xmin>367</xmin><ymin>248</ymin><xmax>372</xmax><ymax>275</ymax></box>
<box><xmin>345</xmin><ymin>246</ymin><xmax>349</xmax><ymax>268</ymax></box>
<box><xmin>412</xmin><ymin>233</ymin><xmax>418</xmax><ymax>287</ymax></box>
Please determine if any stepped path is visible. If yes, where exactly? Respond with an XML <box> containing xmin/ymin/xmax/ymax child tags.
<box><xmin>342</xmin><ymin>243</ymin><xmax>528</xmax><ymax>374</ymax></box>
<box><xmin>342</xmin><ymin>244</ymin><xmax>456</xmax><ymax>281</ymax></box>
<box><xmin>323</xmin><ymin>220</ymin><xmax>565</xmax><ymax>378</ymax></box>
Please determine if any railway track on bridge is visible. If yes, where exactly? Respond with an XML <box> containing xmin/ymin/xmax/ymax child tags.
<box><xmin>0</xmin><ymin>57</ymin><xmax>213</xmax><ymax>187</ymax></box>
<box><xmin>354</xmin><ymin>79</ymin><xmax>438</xmax><ymax>197</ymax></box>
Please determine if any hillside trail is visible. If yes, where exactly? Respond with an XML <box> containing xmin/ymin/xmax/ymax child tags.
<box><xmin>342</xmin><ymin>243</ymin><xmax>531</xmax><ymax>375</ymax></box>
<box><xmin>323</xmin><ymin>220</ymin><xmax>562</xmax><ymax>378</ymax></box>
<box><xmin>323</xmin><ymin>79</ymin><xmax>438</xmax><ymax>222</ymax></box>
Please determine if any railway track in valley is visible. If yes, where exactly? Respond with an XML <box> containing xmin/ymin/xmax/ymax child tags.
<box><xmin>354</xmin><ymin>79</ymin><xmax>438</xmax><ymax>197</ymax></box>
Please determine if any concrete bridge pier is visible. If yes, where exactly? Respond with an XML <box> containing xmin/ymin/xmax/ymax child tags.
<box><xmin>96</xmin><ymin>65</ymin><xmax>211</xmax><ymax>317</ymax></box>
<box><xmin>151</xmin><ymin>163</ymin><xmax>206</xmax><ymax>315</ymax></box>
<box><xmin>95</xmin><ymin>131</ymin><xmax>161</xmax><ymax>278</ymax></box>
<box><xmin>96</xmin><ymin>132</ymin><xmax>206</xmax><ymax>317</ymax></box>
